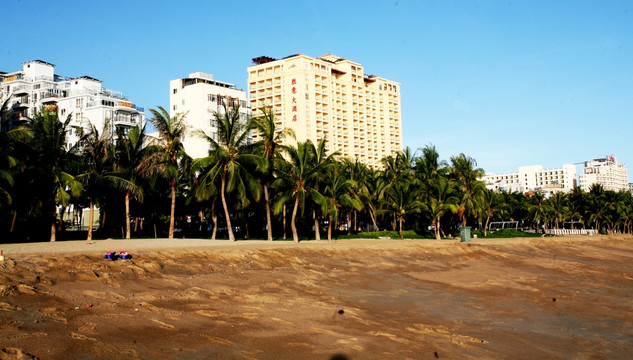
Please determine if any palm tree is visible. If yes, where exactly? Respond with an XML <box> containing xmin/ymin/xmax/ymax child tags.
<box><xmin>358</xmin><ymin>167</ymin><xmax>386</xmax><ymax>231</ymax></box>
<box><xmin>341</xmin><ymin>158</ymin><xmax>368</xmax><ymax>232</ymax></box>
<box><xmin>377</xmin><ymin>179</ymin><xmax>424</xmax><ymax>239</ymax></box>
<box><xmin>586</xmin><ymin>184</ymin><xmax>607</xmax><ymax>232</ymax></box>
<box><xmin>76</xmin><ymin>120</ymin><xmax>141</xmax><ymax>241</ymax></box>
<box><xmin>450</xmin><ymin>153</ymin><xmax>485</xmax><ymax>228</ymax></box>
<box><xmin>415</xmin><ymin>144</ymin><xmax>449</xmax><ymax>193</ymax></box>
<box><xmin>527</xmin><ymin>191</ymin><xmax>548</xmax><ymax>232</ymax></box>
<box><xmin>480</xmin><ymin>188</ymin><xmax>503</xmax><ymax>236</ymax></box>
<box><xmin>547</xmin><ymin>192</ymin><xmax>568</xmax><ymax>229</ymax></box>
<box><xmin>114</xmin><ymin>125</ymin><xmax>156</xmax><ymax>239</ymax></box>
<box><xmin>566</xmin><ymin>187</ymin><xmax>585</xmax><ymax>229</ymax></box>
<box><xmin>318</xmin><ymin>165</ymin><xmax>361</xmax><ymax>241</ymax></box>
<box><xmin>0</xmin><ymin>96</ymin><xmax>31</xmax><ymax>213</ymax></box>
<box><xmin>194</xmin><ymin>103</ymin><xmax>263</xmax><ymax>241</ymax></box>
<box><xmin>274</xmin><ymin>139</ymin><xmax>335</xmax><ymax>243</ymax></box>
<box><xmin>147</xmin><ymin>106</ymin><xmax>187</xmax><ymax>239</ymax></box>
<box><xmin>426</xmin><ymin>176</ymin><xmax>459</xmax><ymax>240</ymax></box>
<box><xmin>28</xmin><ymin>109</ymin><xmax>82</xmax><ymax>241</ymax></box>
<box><xmin>250</xmin><ymin>106</ymin><xmax>294</xmax><ymax>241</ymax></box>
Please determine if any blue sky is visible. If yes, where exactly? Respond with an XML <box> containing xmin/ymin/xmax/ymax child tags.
<box><xmin>2</xmin><ymin>0</ymin><xmax>632</xmax><ymax>175</ymax></box>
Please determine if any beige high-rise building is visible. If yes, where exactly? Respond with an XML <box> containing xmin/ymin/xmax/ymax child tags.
<box><xmin>247</xmin><ymin>54</ymin><xmax>402</xmax><ymax>168</ymax></box>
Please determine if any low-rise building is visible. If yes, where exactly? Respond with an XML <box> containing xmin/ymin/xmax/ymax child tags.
<box><xmin>1</xmin><ymin>60</ymin><xmax>144</xmax><ymax>144</ymax></box>
<box><xmin>483</xmin><ymin>164</ymin><xmax>577</xmax><ymax>194</ymax></box>
<box><xmin>578</xmin><ymin>156</ymin><xmax>629</xmax><ymax>192</ymax></box>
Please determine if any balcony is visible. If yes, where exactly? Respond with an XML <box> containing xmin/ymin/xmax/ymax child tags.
<box><xmin>113</xmin><ymin>114</ymin><xmax>141</xmax><ymax>126</ymax></box>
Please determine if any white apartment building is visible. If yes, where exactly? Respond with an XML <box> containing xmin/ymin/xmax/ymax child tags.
<box><xmin>483</xmin><ymin>164</ymin><xmax>577</xmax><ymax>194</ymax></box>
<box><xmin>1</xmin><ymin>60</ymin><xmax>145</xmax><ymax>144</ymax></box>
<box><xmin>248</xmin><ymin>54</ymin><xmax>402</xmax><ymax>168</ymax></box>
<box><xmin>170</xmin><ymin>72</ymin><xmax>249</xmax><ymax>159</ymax></box>
<box><xmin>578</xmin><ymin>156</ymin><xmax>629</xmax><ymax>192</ymax></box>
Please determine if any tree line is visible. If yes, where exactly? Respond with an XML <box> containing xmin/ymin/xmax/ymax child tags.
<box><xmin>1</xmin><ymin>99</ymin><xmax>632</xmax><ymax>243</ymax></box>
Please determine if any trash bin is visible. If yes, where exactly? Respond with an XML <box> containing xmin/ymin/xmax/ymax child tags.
<box><xmin>460</xmin><ymin>226</ymin><xmax>471</xmax><ymax>242</ymax></box>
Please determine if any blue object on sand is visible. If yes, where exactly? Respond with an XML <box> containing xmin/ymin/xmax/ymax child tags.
<box><xmin>104</xmin><ymin>251</ymin><xmax>115</xmax><ymax>260</ymax></box>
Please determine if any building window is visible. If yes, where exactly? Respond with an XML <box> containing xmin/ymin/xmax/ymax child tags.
<box><xmin>173</xmin><ymin>88</ymin><xmax>177</xmax><ymax>94</ymax></box>
<box><xmin>173</xmin><ymin>105</ymin><xmax>177</xmax><ymax>111</ymax></box>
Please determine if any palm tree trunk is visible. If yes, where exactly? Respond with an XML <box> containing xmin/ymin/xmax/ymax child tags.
<box><xmin>264</xmin><ymin>185</ymin><xmax>273</xmax><ymax>241</ymax></box>
<box><xmin>50</xmin><ymin>210</ymin><xmax>57</xmax><ymax>242</ymax></box>
<box><xmin>291</xmin><ymin>196</ymin><xmax>300</xmax><ymax>243</ymax></box>
<box><xmin>399</xmin><ymin>218</ymin><xmax>403</xmax><ymax>239</ymax></box>
<box><xmin>484</xmin><ymin>214</ymin><xmax>491</xmax><ymax>236</ymax></box>
<box><xmin>125</xmin><ymin>191</ymin><xmax>131</xmax><ymax>239</ymax></box>
<box><xmin>220</xmin><ymin>175</ymin><xmax>235</xmax><ymax>241</ymax></box>
<box><xmin>328</xmin><ymin>214</ymin><xmax>333</xmax><ymax>242</ymax></box>
<box><xmin>58</xmin><ymin>206</ymin><xmax>65</xmax><ymax>231</ymax></box>
<box><xmin>169</xmin><ymin>181</ymin><xmax>176</xmax><ymax>239</ymax></box>
<box><xmin>434</xmin><ymin>218</ymin><xmax>441</xmax><ymax>240</ymax></box>
<box><xmin>283</xmin><ymin>204</ymin><xmax>287</xmax><ymax>240</ymax></box>
<box><xmin>10</xmin><ymin>209</ymin><xmax>17</xmax><ymax>233</ymax></box>
<box><xmin>87</xmin><ymin>200</ymin><xmax>94</xmax><ymax>241</ymax></box>
<box><xmin>353</xmin><ymin>211</ymin><xmax>357</xmax><ymax>233</ymax></box>
<box><xmin>369</xmin><ymin>209</ymin><xmax>378</xmax><ymax>231</ymax></box>
<box><xmin>314</xmin><ymin>213</ymin><xmax>321</xmax><ymax>241</ymax></box>
<box><xmin>211</xmin><ymin>198</ymin><xmax>217</xmax><ymax>241</ymax></box>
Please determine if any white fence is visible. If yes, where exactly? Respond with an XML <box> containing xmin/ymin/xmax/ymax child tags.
<box><xmin>546</xmin><ymin>229</ymin><xmax>599</xmax><ymax>236</ymax></box>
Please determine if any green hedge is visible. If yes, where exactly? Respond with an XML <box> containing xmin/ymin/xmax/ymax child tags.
<box><xmin>338</xmin><ymin>230</ymin><xmax>432</xmax><ymax>239</ymax></box>
<box><xmin>471</xmin><ymin>229</ymin><xmax>553</xmax><ymax>238</ymax></box>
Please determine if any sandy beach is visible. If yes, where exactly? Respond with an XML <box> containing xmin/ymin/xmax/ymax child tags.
<box><xmin>1</xmin><ymin>235</ymin><xmax>632</xmax><ymax>359</ymax></box>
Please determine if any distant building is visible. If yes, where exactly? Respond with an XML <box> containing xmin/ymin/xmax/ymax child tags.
<box><xmin>247</xmin><ymin>53</ymin><xmax>402</xmax><ymax>168</ymax></box>
<box><xmin>169</xmin><ymin>72</ymin><xmax>249</xmax><ymax>159</ymax></box>
<box><xmin>482</xmin><ymin>164</ymin><xmax>577</xmax><ymax>194</ymax></box>
<box><xmin>1</xmin><ymin>60</ymin><xmax>145</xmax><ymax>144</ymax></box>
<box><xmin>578</xmin><ymin>156</ymin><xmax>629</xmax><ymax>192</ymax></box>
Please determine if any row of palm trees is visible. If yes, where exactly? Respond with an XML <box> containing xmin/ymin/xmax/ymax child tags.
<box><xmin>1</xmin><ymin>98</ymin><xmax>632</xmax><ymax>242</ymax></box>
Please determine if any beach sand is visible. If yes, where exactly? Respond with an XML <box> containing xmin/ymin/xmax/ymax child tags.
<box><xmin>1</xmin><ymin>235</ymin><xmax>632</xmax><ymax>359</ymax></box>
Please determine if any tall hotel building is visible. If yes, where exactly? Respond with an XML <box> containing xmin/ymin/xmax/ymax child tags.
<box><xmin>170</xmin><ymin>72</ymin><xmax>249</xmax><ymax>159</ymax></box>
<box><xmin>248</xmin><ymin>54</ymin><xmax>402</xmax><ymax>168</ymax></box>
<box><xmin>1</xmin><ymin>60</ymin><xmax>145</xmax><ymax>144</ymax></box>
